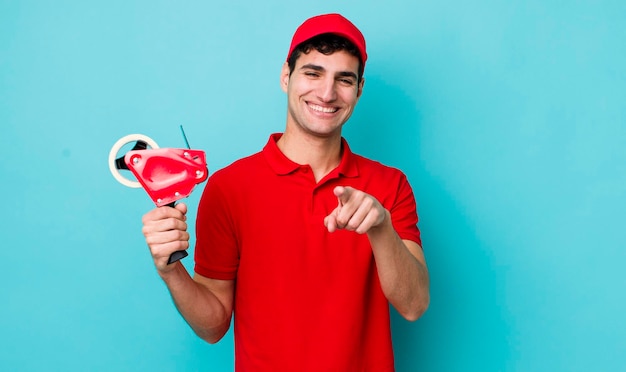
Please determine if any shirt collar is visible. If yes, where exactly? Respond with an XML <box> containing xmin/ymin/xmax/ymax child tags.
<box><xmin>263</xmin><ymin>133</ymin><xmax>359</xmax><ymax>178</ymax></box>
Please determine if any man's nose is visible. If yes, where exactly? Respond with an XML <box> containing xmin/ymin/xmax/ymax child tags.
<box><xmin>317</xmin><ymin>77</ymin><xmax>337</xmax><ymax>102</ymax></box>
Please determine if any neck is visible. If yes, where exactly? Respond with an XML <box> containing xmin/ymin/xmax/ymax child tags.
<box><xmin>277</xmin><ymin>130</ymin><xmax>342</xmax><ymax>182</ymax></box>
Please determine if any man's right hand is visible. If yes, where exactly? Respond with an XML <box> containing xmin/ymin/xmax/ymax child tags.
<box><xmin>141</xmin><ymin>203</ymin><xmax>190</xmax><ymax>273</ymax></box>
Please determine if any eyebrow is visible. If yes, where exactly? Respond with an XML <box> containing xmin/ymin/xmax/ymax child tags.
<box><xmin>301</xmin><ymin>63</ymin><xmax>324</xmax><ymax>72</ymax></box>
<box><xmin>337</xmin><ymin>71</ymin><xmax>358</xmax><ymax>80</ymax></box>
<box><xmin>301</xmin><ymin>63</ymin><xmax>358</xmax><ymax>80</ymax></box>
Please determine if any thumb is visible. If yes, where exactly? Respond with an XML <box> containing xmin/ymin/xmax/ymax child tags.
<box><xmin>175</xmin><ymin>202</ymin><xmax>188</xmax><ymax>215</ymax></box>
<box><xmin>324</xmin><ymin>207</ymin><xmax>340</xmax><ymax>233</ymax></box>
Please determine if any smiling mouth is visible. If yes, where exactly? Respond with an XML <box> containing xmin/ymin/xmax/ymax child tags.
<box><xmin>308</xmin><ymin>102</ymin><xmax>339</xmax><ymax>114</ymax></box>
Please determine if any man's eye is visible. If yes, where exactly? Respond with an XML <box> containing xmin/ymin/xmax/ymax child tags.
<box><xmin>340</xmin><ymin>79</ymin><xmax>355</xmax><ymax>85</ymax></box>
<box><xmin>305</xmin><ymin>72</ymin><xmax>320</xmax><ymax>77</ymax></box>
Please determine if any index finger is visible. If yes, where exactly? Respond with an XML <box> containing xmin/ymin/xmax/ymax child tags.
<box><xmin>334</xmin><ymin>186</ymin><xmax>354</xmax><ymax>205</ymax></box>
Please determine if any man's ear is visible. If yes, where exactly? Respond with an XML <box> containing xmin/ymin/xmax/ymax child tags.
<box><xmin>356</xmin><ymin>77</ymin><xmax>365</xmax><ymax>99</ymax></box>
<box><xmin>280</xmin><ymin>62</ymin><xmax>290</xmax><ymax>93</ymax></box>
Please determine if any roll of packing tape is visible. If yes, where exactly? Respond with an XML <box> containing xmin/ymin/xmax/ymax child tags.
<box><xmin>108</xmin><ymin>134</ymin><xmax>159</xmax><ymax>188</ymax></box>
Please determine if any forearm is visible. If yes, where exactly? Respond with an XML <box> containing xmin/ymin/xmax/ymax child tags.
<box><xmin>367</xmin><ymin>211</ymin><xmax>430</xmax><ymax>321</ymax></box>
<box><xmin>159</xmin><ymin>263</ymin><xmax>232</xmax><ymax>343</ymax></box>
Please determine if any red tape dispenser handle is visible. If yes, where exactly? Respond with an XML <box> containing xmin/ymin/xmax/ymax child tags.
<box><xmin>109</xmin><ymin>129</ymin><xmax>209</xmax><ymax>264</ymax></box>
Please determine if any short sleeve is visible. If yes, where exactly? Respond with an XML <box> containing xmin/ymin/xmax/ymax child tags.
<box><xmin>194</xmin><ymin>171</ymin><xmax>240</xmax><ymax>279</ymax></box>
<box><xmin>390</xmin><ymin>173</ymin><xmax>422</xmax><ymax>248</ymax></box>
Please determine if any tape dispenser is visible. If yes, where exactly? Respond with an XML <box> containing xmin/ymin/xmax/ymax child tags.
<box><xmin>108</xmin><ymin>127</ymin><xmax>208</xmax><ymax>264</ymax></box>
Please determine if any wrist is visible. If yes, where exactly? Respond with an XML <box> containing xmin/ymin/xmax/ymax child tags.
<box><xmin>368</xmin><ymin>209</ymin><xmax>392</xmax><ymax>236</ymax></box>
<box><xmin>157</xmin><ymin>261</ymin><xmax>185</xmax><ymax>281</ymax></box>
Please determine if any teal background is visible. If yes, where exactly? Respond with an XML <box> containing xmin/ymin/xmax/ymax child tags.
<box><xmin>1</xmin><ymin>1</ymin><xmax>625</xmax><ymax>371</ymax></box>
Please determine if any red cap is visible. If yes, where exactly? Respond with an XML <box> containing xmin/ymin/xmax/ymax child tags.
<box><xmin>287</xmin><ymin>13</ymin><xmax>367</xmax><ymax>73</ymax></box>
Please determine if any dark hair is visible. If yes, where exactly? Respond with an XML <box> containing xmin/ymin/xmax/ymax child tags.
<box><xmin>287</xmin><ymin>33</ymin><xmax>364</xmax><ymax>82</ymax></box>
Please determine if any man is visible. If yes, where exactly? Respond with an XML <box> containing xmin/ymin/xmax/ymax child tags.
<box><xmin>142</xmin><ymin>13</ymin><xmax>429</xmax><ymax>371</ymax></box>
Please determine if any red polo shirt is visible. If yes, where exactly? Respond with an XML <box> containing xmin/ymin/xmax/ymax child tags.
<box><xmin>194</xmin><ymin>133</ymin><xmax>421</xmax><ymax>371</ymax></box>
